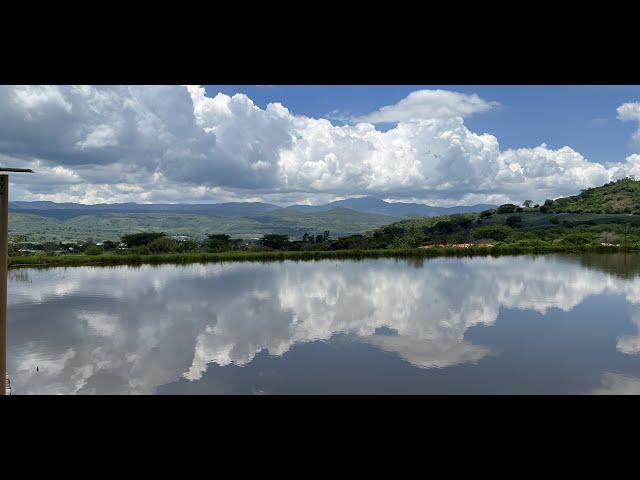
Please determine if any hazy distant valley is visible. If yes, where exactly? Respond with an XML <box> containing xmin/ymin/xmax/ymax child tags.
<box><xmin>8</xmin><ymin>198</ymin><xmax>494</xmax><ymax>241</ymax></box>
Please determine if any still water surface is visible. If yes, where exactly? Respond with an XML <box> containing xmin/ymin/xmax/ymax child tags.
<box><xmin>9</xmin><ymin>254</ymin><xmax>640</xmax><ymax>394</ymax></box>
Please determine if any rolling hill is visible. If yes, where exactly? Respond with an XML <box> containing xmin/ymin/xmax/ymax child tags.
<box><xmin>286</xmin><ymin>197</ymin><xmax>495</xmax><ymax>217</ymax></box>
<box><xmin>8</xmin><ymin>207</ymin><xmax>397</xmax><ymax>242</ymax></box>
<box><xmin>9</xmin><ymin>198</ymin><xmax>494</xmax><ymax>219</ymax></box>
<box><xmin>543</xmin><ymin>177</ymin><xmax>640</xmax><ymax>214</ymax></box>
<box><xmin>348</xmin><ymin>178</ymin><xmax>640</xmax><ymax>249</ymax></box>
<box><xmin>7</xmin><ymin>197</ymin><xmax>495</xmax><ymax>242</ymax></box>
<box><xmin>8</xmin><ymin>201</ymin><xmax>281</xmax><ymax>220</ymax></box>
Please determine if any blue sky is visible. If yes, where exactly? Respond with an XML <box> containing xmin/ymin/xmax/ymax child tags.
<box><xmin>208</xmin><ymin>85</ymin><xmax>640</xmax><ymax>165</ymax></box>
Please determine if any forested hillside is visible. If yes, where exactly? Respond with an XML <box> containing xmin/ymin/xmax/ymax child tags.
<box><xmin>542</xmin><ymin>177</ymin><xmax>640</xmax><ymax>214</ymax></box>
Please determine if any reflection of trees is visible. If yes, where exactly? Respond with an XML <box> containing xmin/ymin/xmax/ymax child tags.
<box><xmin>8</xmin><ymin>269</ymin><xmax>30</xmax><ymax>283</ymax></box>
<box><xmin>573</xmin><ymin>252</ymin><xmax>640</xmax><ymax>279</ymax></box>
<box><xmin>402</xmin><ymin>257</ymin><xmax>427</xmax><ymax>269</ymax></box>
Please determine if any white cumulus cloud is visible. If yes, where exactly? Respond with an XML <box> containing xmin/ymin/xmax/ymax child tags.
<box><xmin>354</xmin><ymin>89</ymin><xmax>497</xmax><ymax>123</ymax></box>
<box><xmin>0</xmin><ymin>85</ymin><xmax>638</xmax><ymax>206</ymax></box>
<box><xmin>618</xmin><ymin>102</ymin><xmax>640</xmax><ymax>150</ymax></box>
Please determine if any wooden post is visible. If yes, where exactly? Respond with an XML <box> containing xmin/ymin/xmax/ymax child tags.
<box><xmin>0</xmin><ymin>168</ymin><xmax>32</xmax><ymax>395</ymax></box>
<box><xmin>0</xmin><ymin>175</ymin><xmax>7</xmax><ymax>396</ymax></box>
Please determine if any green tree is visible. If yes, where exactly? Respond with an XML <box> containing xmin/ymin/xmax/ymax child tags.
<box><xmin>523</xmin><ymin>200</ymin><xmax>533</xmax><ymax>208</ymax></box>
<box><xmin>539</xmin><ymin>199</ymin><xmax>554</xmax><ymax>213</ymax></box>
<box><xmin>431</xmin><ymin>221</ymin><xmax>454</xmax><ymax>234</ymax></box>
<box><xmin>84</xmin><ymin>245</ymin><xmax>103</xmax><ymax>255</ymax></box>
<box><xmin>42</xmin><ymin>241</ymin><xmax>59</xmax><ymax>255</ymax></box>
<box><xmin>472</xmin><ymin>225</ymin><xmax>512</xmax><ymax>242</ymax></box>
<box><xmin>121</xmin><ymin>232</ymin><xmax>166</xmax><ymax>247</ymax></box>
<box><xmin>506</xmin><ymin>215</ymin><xmax>522</xmax><ymax>228</ymax></box>
<box><xmin>497</xmin><ymin>204</ymin><xmax>518</xmax><ymax>214</ymax></box>
<box><xmin>102</xmin><ymin>240</ymin><xmax>117</xmax><ymax>250</ymax></box>
<box><xmin>206</xmin><ymin>234</ymin><xmax>232</xmax><ymax>252</ymax></box>
<box><xmin>453</xmin><ymin>216</ymin><xmax>474</xmax><ymax>229</ymax></box>
<box><xmin>148</xmin><ymin>237</ymin><xmax>179</xmax><ymax>253</ymax></box>
<box><xmin>259</xmin><ymin>234</ymin><xmax>290</xmax><ymax>250</ymax></box>
<box><xmin>177</xmin><ymin>239</ymin><xmax>200</xmax><ymax>253</ymax></box>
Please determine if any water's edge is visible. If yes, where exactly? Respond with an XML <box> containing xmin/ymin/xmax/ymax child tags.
<box><xmin>8</xmin><ymin>245</ymin><xmax>638</xmax><ymax>269</ymax></box>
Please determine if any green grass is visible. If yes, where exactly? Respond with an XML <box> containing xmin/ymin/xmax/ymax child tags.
<box><xmin>7</xmin><ymin>244</ymin><xmax>631</xmax><ymax>269</ymax></box>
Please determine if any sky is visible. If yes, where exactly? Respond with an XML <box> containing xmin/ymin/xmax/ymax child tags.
<box><xmin>1</xmin><ymin>85</ymin><xmax>640</xmax><ymax>207</ymax></box>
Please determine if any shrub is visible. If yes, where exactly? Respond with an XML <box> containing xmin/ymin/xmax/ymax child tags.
<box><xmin>177</xmin><ymin>239</ymin><xmax>200</xmax><ymax>253</ymax></box>
<box><xmin>560</xmin><ymin>233</ymin><xmax>594</xmax><ymax>246</ymax></box>
<box><xmin>472</xmin><ymin>225</ymin><xmax>512</xmax><ymax>242</ymax></box>
<box><xmin>600</xmin><ymin>231</ymin><xmax>620</xmax><ymax>244</ymax></box>
<box><xmin>84</xmin><ymin>245</ymin><xmax>103</xmax><ymax>255</ymax></box>
<box><xmin>148</xmin><ymin>237</ymin><xmax>180</xmax><ymax>253</ymax></box>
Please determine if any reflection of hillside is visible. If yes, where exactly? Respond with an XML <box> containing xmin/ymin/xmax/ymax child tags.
<box><xmin>571</xmin><ymin>252</ymin><xmax>640</xmax><ymax>279</ymax></box>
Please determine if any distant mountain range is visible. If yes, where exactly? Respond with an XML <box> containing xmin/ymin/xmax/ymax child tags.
<box><xmin>284</xmin><ymin>197</ymin><xmax>496</xmax><ymax>217</ymax></box>
<box><xmin>8</xmin><ymin>201</ymin><xmax>281</xmax><ymax>219</ymax></box>
<box><xmin>8</xmin><ymin>198</ymin><xmax>496</xmax><ymax>241</ymax></box>
<box><xmin>9</xmin><ymin>198</ymin><xmax>494</xmax><ymax>220</ymax></box>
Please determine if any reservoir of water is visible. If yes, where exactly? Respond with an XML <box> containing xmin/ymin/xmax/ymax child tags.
<box><xmin>8</xmin><ymin>254</ymin><xmax>640</xmax><ymax>394</ymax></box>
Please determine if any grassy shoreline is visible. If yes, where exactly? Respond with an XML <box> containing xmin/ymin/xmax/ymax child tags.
<box><xmin>7</xmin><ymin>244</ymin><xmax>638</xmax><ymax>269</ymax></box>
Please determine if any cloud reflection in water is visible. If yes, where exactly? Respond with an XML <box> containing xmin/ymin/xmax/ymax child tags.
<box><xmin>8</xmin><ymin>255</ymin><xmax>640</xmax><ymax>394</ymax></box>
